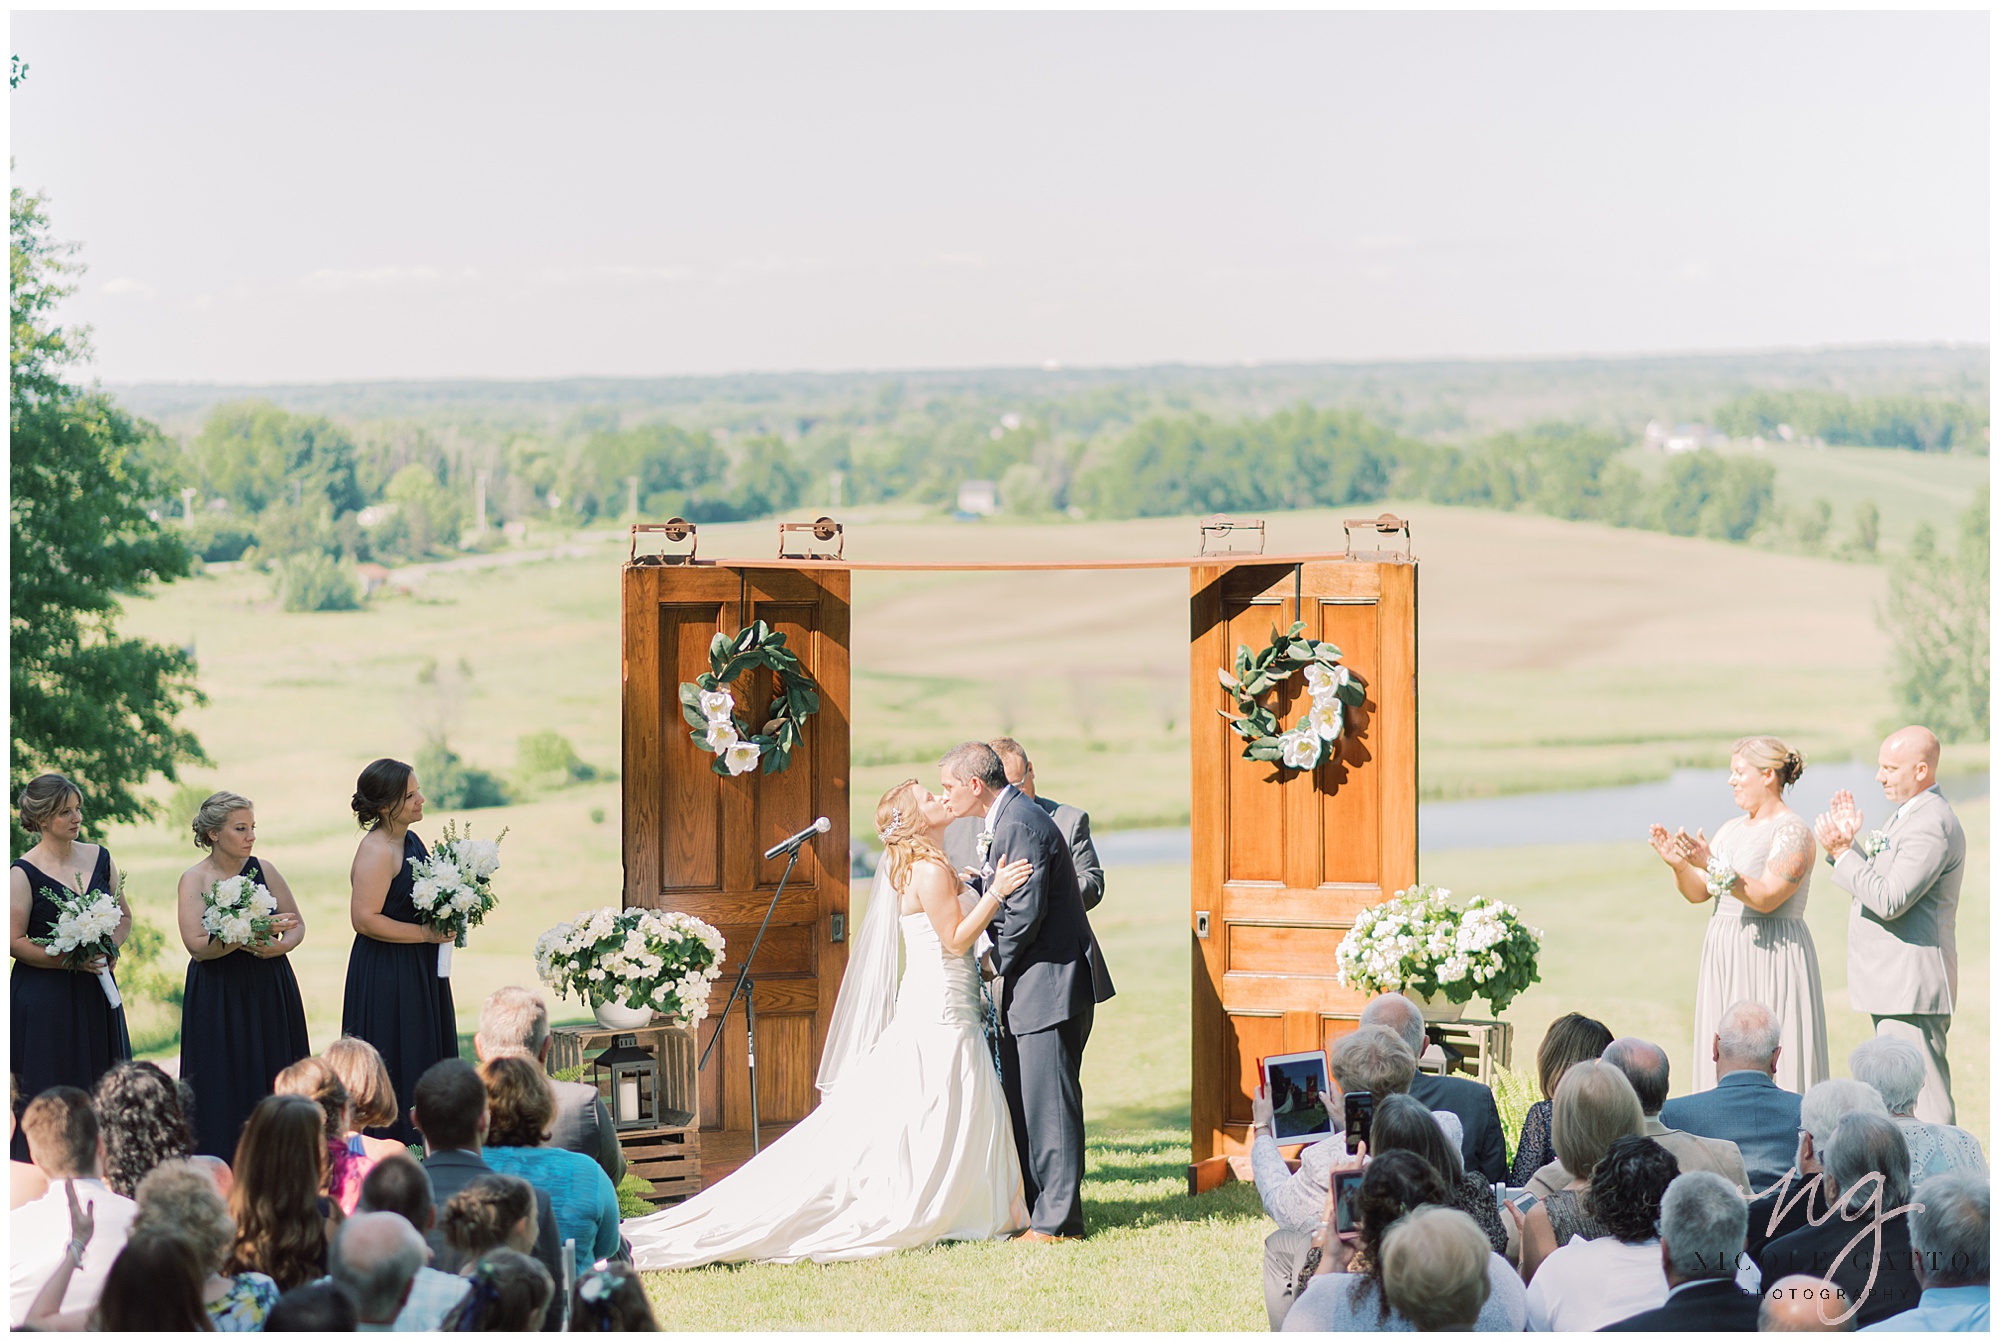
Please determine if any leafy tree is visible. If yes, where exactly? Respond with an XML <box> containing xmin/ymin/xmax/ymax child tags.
<box><xmin>573</xmin><ymin>421</ymin><xmax>725</xmax><ymax>521</ymax></box>
<box><xmin>10</xmin><ymin>186</ymin><xmax>207</xmax><ymax>852</ymax></box>
<box><xmin>193</xmin><ymin>399</ymin><xmax>363</xmax><ymax>517</ymax></box>
<box><xmin>1881</xmin><ymin>488</ymin><xmax>1989</xmax><ymax>742</ymax></box>
<box><xmin>726</xmin><ymin>436</ymin><xmax>812</xmax><ymax>518</ymax></box>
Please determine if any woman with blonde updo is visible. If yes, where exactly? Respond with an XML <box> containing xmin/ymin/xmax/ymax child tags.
<box><xmin>1648</xmin><ymin>734</ymin><xmax>1828</xmax><ymax>1093</ymax></box>
<box><xmin>177</xmin><ymin>790</ymin><xmax>311</xmax><ymax>1158</ymax></box>
<box><xmin>624</xmin><ymin>779</ymin><xmax>1033</xmax><ymax>1269</ymax></box>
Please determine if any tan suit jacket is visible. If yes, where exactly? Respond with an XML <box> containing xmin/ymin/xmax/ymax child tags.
<box><xmin>1519</xmin><ymin>1117</ymin><xmax>1750</xmax><ymax>1203</ymax></box>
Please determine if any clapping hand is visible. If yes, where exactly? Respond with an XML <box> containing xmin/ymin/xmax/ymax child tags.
<box><xmin>1680</xmin><ymin>828</ymin><xmax>1715</xmax><ymax>871</ymax></box>
<box><xmin>1647</xmin><ymin>824</ymin><xmax>1686</xmax><ymax>868</ymax></box>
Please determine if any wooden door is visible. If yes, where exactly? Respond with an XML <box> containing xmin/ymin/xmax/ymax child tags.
<box><xmin>621</xmin><ymin>562</ymin><xmax>851</xmax><ymax>1168</ymax></box>
<box><xmin>1188</xmin><ymin>557</ymin><xmax>1416</xmax><ymax>1168</ymax></box>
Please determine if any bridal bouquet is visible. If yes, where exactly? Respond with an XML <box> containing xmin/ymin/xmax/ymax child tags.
<box><xmin>407</xmin><ymin>820</ymin><xmax>506</xmax><ymax>977</ymax></box>
<box><xmin>32</xmin><ymin>872</ymin><xmax>126</xmax><ymax>1008</ymax></box>
<box><xmin>535</xmin><ymin>907</ymin><xmax>725</xmax><ymax>1025</ymax></box>
<box><xmin>1336</xmin><ymin>884</ymin><xmax>1542</xmax><ymax>1015</ymax></box>
<box><xmin>201</xmin><ymin>873</ymin><xmax>280</xmax><ymax>948</ymax></box>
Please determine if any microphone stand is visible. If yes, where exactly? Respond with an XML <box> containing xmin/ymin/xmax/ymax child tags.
<box><xmin>698</xmin><ymin>842</ymin><xmax>804</xmax><ymax>1156</ymax></box>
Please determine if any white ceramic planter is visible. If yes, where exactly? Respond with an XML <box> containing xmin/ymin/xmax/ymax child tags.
<box><xmin>592</xmin><ymin>1001</ymin><xmax>655</xmax><ymax>1030</ymax></box>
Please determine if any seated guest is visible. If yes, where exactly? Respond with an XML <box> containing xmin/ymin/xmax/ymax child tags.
<box><xmin>570</xmin><ymin>1261</ymin><xmax>659</xmax><ymax>1331</ymax></box>
<box><xmin>1604</xmin><ymin>1171</ymin><xmax>1761</xmax><ymax>1330</ymax></box>
<box><xmin>276</xmin><ymin>1055</ymin><xmax>374</xmax><ymax>1213</ymax></box>
<box><xmin>8</xmin><ymin>1087</ymin><xmax>138</xmax><ymax>1325</ymax></box>
<box><xmin>226</xmin><ymin>1093</ymin><xmax>340</xmax><ymax>1292</ymax></box>
<box><xmin>10</xmin><ymin>1080</ymin><xmax>49</xmax><ymax>1210</ymax></box>
<box><xmin>473</xmin><ymin>986</ymin><xmax>625</xmax><ymax>1183</ymax></box>
<box><xmin>1381</xmin><ymin>1206</ymin><xmax>1496</xmax><ymax>1332</ymax></box>
<box><xmin>24</xmin><ymin>1225</ymin><xmax>213</xmax><ymax>1330</ymax></box>
<box><xmin>1516</xmin><ymin>1061</ymin><xmax>1647</xmax><ymax>1280</ymax></box>
<box><xmin>1848</xmin><ymin>1037</ymin><xmax>1987</xmax><ymax>1197</ymax></box>
<box><xmin>1363</xmin><ymin>992</ymin><xmax>1509</xmax><ymax>1185</ymax></box>
<box><xmin>1371</xmin><ymin>1094</ymin><xmax>1506</xmax><ymax>1254</ymax></box>
<box><xmin>324</xmin><ymin>1036</ymin><xmax>410</xmax><ymax>1164</ymax></box>
<box><xmin>331</xmin><ymin>1211</ymin><xmax>428</xmax><ymax>1332</ymax></box>
<box><xmin>1252</xmin><ymin>1027</ymin><xmax>1464</xmax><ymax>1327</ymax></box>
<box><xmin>1523</xmin><ymin>1134</ymin><xmax>1679</xmax><ymax>1331</ymax></box>
<box><xmin>476</xmin><ymin>1056</ymin><xmax>623</xmax><ymax>1261</ymax></box>
<box><xmin>1760</xmin><ymin>1112</ymin><xmax>1922</xmax><ymax>1327</ymax></box>
<box><xmin>441</xmin><ymin>1173</ymin><xmax>541</xmax><ymax>1268</ymax></box>
<box><xmin>266</xmin><ymin>1279</ymin><xmax>360</xmax><ymax>1331</ymax></box>
<box><xmin>1511</xmin><ymin>1012</ymin><xmax>1613</xmax><ymax>1186</ymax></box>
<box><xmin>1861</xmin><ymin>1168</ymin><xmax>1988</xmax><ymax>1332</ymax></box>
<box><xmin>441</xmin><ymin>1247</ymin><xmax>555</xmax><ymax>1331</ymax></box>
<box><xmin>189</xmin><ymin>1153</ymin><xmax>235</xmax><ymax>1202</ymax></box>
<box><xmin>1282</xmin><ymin>1150</ymin><xmax>1526</xmax><ymax>1332</ymax></box>
<box><xmin>1603</xmin><ymin>1036</ymin><xmax>1752</xmax><ymax>1192</ymax></box>
<box><xmin>92</xmin><ymin>1060</ymin><xmax>194</xmax><ymax>1198</ymax></box>
<box><xmin>1762</xmin><ymin>1275</ymin><xmax>1859</xmax><ymax>1332</ymax></box>
<box><xmin>1659</xmin><ymin>1001</ymin><xmax>1801</xmax><ymax>1194</ymax></box>
<box><xmin>1748</xmin><ymin>1079</ymin><xmax>1889</xmax><ymax>1259</ymax></box>
<box><xmin>356</xmin><ymin>1153</ymin><xmax>470</xmax><ymax>1331</ymax></box>
<box><xmin>136</xmin><ymin>1158</ymin><xmax>280</xmax><ymax>1331</ymax></box>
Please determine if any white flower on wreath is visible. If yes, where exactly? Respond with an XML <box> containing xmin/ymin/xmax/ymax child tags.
<box><xmin>699</xmin><ymin>689</ymin><xmax>734</xmax><ymax>722</ymax></box>
<box><xmin>1303</xmin><ymin>663</ymin><xmax>1349</xmax><ymax>697</ymax></box>
<box><xmin>723</xmin><ymin>740</ymin><xmax>761</xmax><ymax>775</ymax></box>
<box><xmin>1279</xmin><ymin>731</ymin><xmax>1321</xmax><ymax>771</ymax></box>
<box><xmin>1307</xmin><ymin>699</ymin><xmax>1345</xmax><ymax>742</ymax></box>
<box><xmin>706</xmin><ymin>720</ymin><xmax>739</xmax><ymax>752</ymax></box>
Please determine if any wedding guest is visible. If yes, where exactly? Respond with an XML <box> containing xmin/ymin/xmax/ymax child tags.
<box><xmin>410</xmin><ymin>1059</ymin><xmax>562</xmax><ymax>1295</ymax></box>
<box><xmin>1602</xmin><ymin>1036</ymin><xmax>1752</xmax><ymax>1192</ymax></box>
<box><xmin>341</xmin><ymin>759</ymin><xmax>457</xmax><ymax>1146</ymax></box>
<box><xmin>265</xmin><ymin>1280</ymin><xmax>359</xmax><ymax>1331</ymax></box>
<box><xmin>135</xmin><ymin>1158</ymin><xmax>279</xmax><ymax>1331</ymax></box>
<box><xmin>476</xmin><ymin>1055</ymin><xmax>622</xmax><ymax>1261</ymax></box>
<box><xmin>1282</xmin><ymin>1150</ymin><xmax>1525</xmax><ymax>1332</ymax></box>
<box><xmin>92</xmin><ymin>1059</ymin><xmax>193</xmax><ymax>1197</ymax></box>
<box><xmin>24</xmin><ymin>1223</ymin><xmax>214</xmax><ymax>1331</ymax></box>
<box><xmin>355</xmin><ymin>1153</ymin><xmax>471</xmax><ymax>1331</ymax></box>
<box><xmin>7</xmin><ymin>1088</ymin><xmax>138</xmax><ymax>1325</ymax></box>
<box><xmin>1651</xmin><ymin>735</ymin><xmax>1829</xmax><ymax>1094</ymax></box>
<box><xmin>9</xmin><ymin>1080</ymin><xmax>49</xmax><ymax>1209</ymax></box>
<box><xmin>1603</xmin><ymin>1171</ymin><xmax>1760</xmax><ymax>1330</ymax></box>
<box><xmin>1381</xmin><ymin>1206</ymin><xmax>1496</xmax><ymax>1331</ymax></box>
<box><xmin>1660</xmin><ymin>1000</ymin><xmax>1803</xmax><ymax>1192</ymax></box>
<box><xmin>1847</xmin><ymin>1035</ymin><xmax>1987</xmax><ymax>1196</ymax></box>
<box><xmin>9</xmin><ymin>774</ymin><xmax>132</xmax><ymax>1160</ymax></box>
<box><xmin>471</xmin><ymin>986</ymin><xmax>623</xmax><ymax>1183</ymax></box>
<box><xmin>331</xmin><ymin>1211</ymin><xmax>428</xmax><ymax>1331</ymax></box>
<box><xmin>226</xmin><ymin>1093</ymin><xmax>339</xmax><ymax>1291</ymax></box>
<box><xmin>1522</xmin><ymin>1134</ymin><xmax>1679</xmax><ymax>1331</ymax></box>
<box><xmin>324</xmin><ymin>1035</ymin><xmax>410</xmax><ymax>1163</ymax></box>
<box><xmin>440</xmin><ymin>1173</ymin><xmax>540</xmax><ymax>1267</ymax></box>
<box><xmin>178</xmin><ymin>790</ymin><xmax>310</xmax><ymax>1160</ymax></box>
<box><xmin>1744</xmin><ymin>1078</ymin><xmax>1886</xmax><ymax>1259</ymax></box>
<box><xmin>1369</xmin><ymin>1094</ymin><xmax>1505</xmax><ymax>1254</ymax></box>
<box><xmin>440</xmin><ymin>1247</ymin><xmax>555</xmax><ymax>1331</ymax></box>
<box><xmin>1761</xmin><ymin>1275</ymin><xmax>1857</xmax><ymax>1332</ymax></box>
<box><xmin>569</xmin><ymin>1261</ymin><xmax>659</xmax><ymax>1331</ymax></box>
<box><xmin>1760</xmin><ymin>1112</ymin><xmax>1921</xmax><ymax>1327</ymax></box>
<box><xmin>190</xmin><ymin>1152</ymin><xmax>236</xmax><ymax>1201</ymax></box>
<box><xmin>1516</xmin><ymin>1061</ymin><xmax>1646</xmax><ymax>1280</ymax></box>
<box><xmin>1861</xmin><ymin>1168</ymin><xmax>1988</xmax><ymax>1332</ymax></box>
<box><xmin>1509</xmin><ymin>1011</ymin><xmax>1612</xmax><ymax>1185</ymax></box>
<box><xmin>275</xmin><ymin>1055</ymin><xmax>373</xmax><ymax>1212</ymax></box>
<box><xmin>1364</xmin><ymin>992</ymin><xmax>1509</xmax><ymax>1185</ymax></box>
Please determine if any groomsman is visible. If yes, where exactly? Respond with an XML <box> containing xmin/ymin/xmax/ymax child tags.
<box><xmin>1813</xmin><ymin>725</ymin><xmax>1964</xmax><ymax>1124</ymax></box>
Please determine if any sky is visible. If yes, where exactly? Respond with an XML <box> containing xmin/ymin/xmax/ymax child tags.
<box><xmin>8</xmin><ymin>10</ymin><xmax>1991</xmax><ymax>385</ymax></box>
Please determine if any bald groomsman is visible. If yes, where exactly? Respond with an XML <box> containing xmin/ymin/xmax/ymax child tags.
<box><xmin>1814</xmin><ymin>725</ymin><xmax>1964</xmax><ymax>1124</ymax></box>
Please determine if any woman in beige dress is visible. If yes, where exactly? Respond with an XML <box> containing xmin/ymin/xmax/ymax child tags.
<box><xmin>1648</xmin><ymin>735</ymin><xmax>1828</xmax><ymax>1094</ymax></box>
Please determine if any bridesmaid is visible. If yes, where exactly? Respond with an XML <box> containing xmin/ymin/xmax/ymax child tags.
<box><xmin>177</xmin><ymin>791</ymin><xmax>311</xmax><ymax>1158</ymax></box>
<box><xmin>9</xmin><ymin>773</ymin><xmax>132</xmax><ymax>1161</ymax></box>
<box><xmin>340</xmin><ymin>759</ymin><xmax>456</xmax><ymax>1145</ymax></box>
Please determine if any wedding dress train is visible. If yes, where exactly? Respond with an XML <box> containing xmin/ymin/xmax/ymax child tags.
<box><xmin>623</xmin><ymin>911</ymin><xmax>1027</xmax><ymax>1268</ymax></box>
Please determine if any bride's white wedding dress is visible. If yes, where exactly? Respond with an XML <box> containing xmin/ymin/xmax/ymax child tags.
<box><xmin>623</xmin><ymin>910</ymin><xmax>1027</xmax><ymax>1268</ymax></box>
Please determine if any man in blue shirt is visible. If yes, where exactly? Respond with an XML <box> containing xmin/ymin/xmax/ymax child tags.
<box><xmin>1659</xmin><ymin>999</ymin><xmax>1801</xmax><ymax>1193</ymax></box>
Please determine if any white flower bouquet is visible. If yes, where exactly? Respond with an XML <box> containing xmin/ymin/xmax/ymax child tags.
<box><xmin>1704</xmin><ymin>853</ymin><xmax>1740</xmax><ymax>901</ymax></box>
<box><xmin>201</xmin><ymin>873</ymin><xmax>279</xmax><ymax>949</ymax></box>
<box><xmin>32</xmin><ymin>871</ymin><xmax>126</xmax><ymax>1008</ymax></box>
<box><xmin>1336</xmin><ymin>884</ymin><xmax>1543</xmax><ymax>1015</ymax></box>
<box><xmin>407</xmin><ymin>820</ymin><xmax>506</xmax><ymax>977</ymax></box>
<box><xmin>534</xmin><ymin>907</ymin><xmax>726</xmax><ymax>1025</ymax></box>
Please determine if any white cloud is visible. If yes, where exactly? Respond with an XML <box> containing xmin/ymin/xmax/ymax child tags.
<box><xmin>98</xmin><ymin>277</ymin><xmax>157</xmax><ymax>299</ymax></box>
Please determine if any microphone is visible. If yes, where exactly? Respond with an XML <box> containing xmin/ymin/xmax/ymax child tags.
<box><xmin>764</xmin><ymin>817</ymin><xmax>831</xmax><ymax>861</ymax></box>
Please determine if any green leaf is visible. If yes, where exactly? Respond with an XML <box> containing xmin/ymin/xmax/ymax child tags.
<box><xmin>1314</xmin><ymin>642</ymin><xmax>1342</xmax><ymax>659</ymax></box>
<box><xmin>1245</xmin><ymin>741</ymin><xmax>1283</xmax><ymax>762</ymax></box>
<box><xmin>709</xmin><ymin>757</ymin><xmax>731</xmax><ymax>777</ymax></box>
<box><xmin>1217</xmin><ymin>668</ymin><xmax>1241</xmax><ymax>691</ymax></box>
<box><xmin>1287</xmin><ymin>641</ymin><xmax>1313</xmax><ymax>661</ymax></box>
<box><xmin>681</xmin><ymin>704</ymin><xmax>709</xmax><ymax>730</ymax></box>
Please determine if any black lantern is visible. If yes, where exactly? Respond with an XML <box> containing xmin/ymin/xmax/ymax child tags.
<box><xmin>591</xmin><ymin>1034</ymin><xmax>660</xmax><ymax>1132</ymax></box>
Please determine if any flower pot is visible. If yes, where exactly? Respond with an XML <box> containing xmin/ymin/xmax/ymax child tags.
<box><xmin>1411</xmin><ymin>990</ymin><xmax>1465</xmax><ymax>1023</ymax></box>
<box><xmin>593</xmin><ymin>1001</ymin><xmax>655</xmax><ymax>1030</ymax></box>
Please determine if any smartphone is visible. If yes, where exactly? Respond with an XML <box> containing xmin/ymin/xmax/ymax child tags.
<box><xmin>1332</xmin><ymin>1167</ymin><xmax>1367</xmax><ymax>1235</ymax></box>
<box><xmin>1343</xmin><ymin>1091</ymin><xmax>1374</xmax><ymax>1153</ymax></box>
<box><xmin>1507</xmin><ymin>1189</ymin><xmax>1538</xmax><ymax>1213</ymax></box>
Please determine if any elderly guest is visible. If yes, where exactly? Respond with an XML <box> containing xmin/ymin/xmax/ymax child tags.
<box><xmin>1523</xmin><ymin>1135</ymin><xmax>1681</xmax><ymax>1331</ymax></box>
<box><xmin>1515</xmin><ymin>1060</ymin><xmax>1646</xmax><ymax>1279</ymax></box>
<box><xmin>1748</xmin><ymin>1078</ymin><xmax>1888</xmax><ymax>1258</ymax></box>
<box><xmin>1762</xmin><ymin>1275</ymin><xmax>1859</xmax><ymax>1332</ymax></box>
<box><xmin>472</xmin><ymin>986</ymin><xmax>623</xmax><ymax>1183</ymax></box>
<box><xmin>332</xmin><ymin>1211</ymin><xmax>430</xmax><ymax>1330</ymax></box>
<box><xmin>136</xmin><ymin>1159</ymin><xmax>280</xmax><ymax>1330</ymax></box>
<box><xmin>1602</xmin><ymin>1036</ymin><xmax>1752</xmax><ymax>1192</ymax></box>
<box><xmin>355</xmin><ymin>1153</ymin><xmax>472</xmax><ymax>1331</ymax></box>
<box><xmin>1604</xmin><ymin>1171</ymin><xmax>1760</xmax><ymax>1330</ymax></box>
<box><xmin>1660</xmin><ymin>1000</ymin><xmax>1803</xmax><ymax>1193</ymax></box>
<box><xmin>1362</xmin><ymin>992</ymin><xmax>1510</xmax><ymax>1185</ymax></box>
<box><xmin>1760</xmin><ymin>1112</ymin><xmax>1921</xmax><ymax>1328</ymax></box>
<box><xmin>1382</xmin><ymin>1206</ymin><xmax>1497</xmax><ymax>1332</ymax></box>
<box><xmin>1848</xmin><ymin>1036</ymin><xmax>1986</xmax><ymax>1197</ymax></box>
<box><xmin>1861</xmin><ymin>1168</ymin><xmax>1988</xmax><ymax>1332</ymax></box>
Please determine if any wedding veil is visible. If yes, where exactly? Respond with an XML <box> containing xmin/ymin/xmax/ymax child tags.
<box><xmin>814</xmin><ymin>861</ymin><xmax>903</xmax><ymax>1099</ymax></box>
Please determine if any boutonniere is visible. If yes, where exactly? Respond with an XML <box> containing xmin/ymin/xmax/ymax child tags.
<box><xmin>1856</xmin><ymin>831</ymin><xmax>1889</xmax><ymax>860</ymax></box>
<box><xmin>976</xmin><ymin>831</ymin><xmax>994</xmax><ymax>860</ymax></box>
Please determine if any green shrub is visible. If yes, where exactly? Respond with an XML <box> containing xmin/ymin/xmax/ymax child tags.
<box><xmin>617</xmin><ymin>1172</ymin><xmax>659</xmax><ymax>1219</ymax></box>
<box><xmin>415</xmin><ymin>738</ymin><xmax>512</xmax><ymax>810</ymax></box>
<box><xmin>515</xmin><ymin>730</ymin><xmax>600</xmax><ymax>786</ymax></box>
<box><xmin>1489</xmin><ymin>1062</ymin><xmax>1540</xmax><ymax>1166</ymax></box>
<box><xmin>120</xmin><ymin>915</ymin><xmax>185</xmax><ymax>1056</ymax></box>
<box><xmin>272</xmin><ymin>552</ymin><xmax>361</xmax><ymax>612</ymax></box>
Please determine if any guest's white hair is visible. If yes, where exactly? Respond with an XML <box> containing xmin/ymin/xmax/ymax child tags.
<box><xmin>1715</xmin><ymin>1000</ymin><xmax>1781</xmax><ymax>1064</ymax></box>
<box><xmin>478</xmin><ymin>986</ymin><xmax>550</xmax><ymax>1057</ymax></box>
<box><xmin>1824</xmin><ymin>1110</ymin><xmax>1911</xmax><ymax>1210</ymax></box>
<box><xmin>1910</xmin><ymin>1170</ymin><xmax>1989</xmax><ymax>1288</ymax></box>
<box><xmin>1660</xmin><ymin>1171</ymin><xmax>1748</xmax><ymax>1280</ymax></box>
<box><xmin>1799</xmin><ymin>1078</ymin><xmax>1887</xmax><ymax>1155</ymax></box>
<box><xmin>1358</xmin><ymin>993</ymin><xmax>1426</xmax><ymax>1057</ymax></box>
<box><xmin>1847</xmin><ymin>1036</ymin><xmax>1925</xmax><ymax>1116</ymax></box>
<box><xmin>1381</xmin><ymin>1206</ymin><xmax>1491</xmax><ymax>1331</ymax></box>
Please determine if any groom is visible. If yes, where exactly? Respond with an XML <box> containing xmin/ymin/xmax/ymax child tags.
<box><xmin>939</xmin><ymin>741</ymin><xmax>1114</xmax><ymax>1241</ymax></box>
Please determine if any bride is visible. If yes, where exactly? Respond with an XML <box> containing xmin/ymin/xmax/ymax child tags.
<box><xmin>624</xmin><ymin>780</ymin><xmax>1032</xmax><ymax>1268</ymax></box>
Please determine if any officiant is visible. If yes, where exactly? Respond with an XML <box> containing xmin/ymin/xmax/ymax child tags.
<box><xmin>944</xmin><ymin>738</ymin><xmax>1106</xmax><ymax>913</ymax></box>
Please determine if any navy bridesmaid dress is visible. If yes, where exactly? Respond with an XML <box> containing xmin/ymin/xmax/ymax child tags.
<box><xmin>10</xmin><ymin>846</ymin><xmax>132</xmax><ymax>1160</ymax></box>
<box><xmin>340</xmin><ymin>830</ymin><xmax>457</xmax><ymax>1145</ymax></box>
<box><xmin>179</xmin><ymin>855</ymin><xmax>312</xmax><ymax>1159</ymax></box>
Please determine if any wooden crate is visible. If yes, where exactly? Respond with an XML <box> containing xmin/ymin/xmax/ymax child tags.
<box><xmin>547</xmin><ymin>1022</ymin><xmax>699</xmax><ymax>1129</ymax></box>
<box><xmin>619</xmin><ymin>1124</ymin><xmax>701</xmax><ymax>1206</ymax></box>
<box><xmin>1417</xmin><ymin>1019</ymin><xmax>1514</xmax><ymax>1087</ymax></box>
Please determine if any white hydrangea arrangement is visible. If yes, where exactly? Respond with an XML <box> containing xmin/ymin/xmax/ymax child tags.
<box><xmin>32</xmin><ymin>871</ymin><xmax>127</xmax><ymax>1007</ymax></box>
<box><xmin>408</xmin><ymin>820</ymin><xmax>506</xmax><ymax>976</ymax></box>
<box><xmin>535</xmin><ymin>907</ymin><xmax>726</xmax><ymax>1026</ymax></box>
<box><xmin>1336</xmin><ymin>884</ymin><xmax>1542</xmax><ymax>1015</ymax></box>
<box><xmin>200</xmin><ymin>873</ymin><xmax>279</xmax><ymax>948</ymax></box>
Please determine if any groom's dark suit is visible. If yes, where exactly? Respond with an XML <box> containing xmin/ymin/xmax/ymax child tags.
<box><xmin>974</xmin><ymin>786</ymin><xmax>1115</xmax><ymax>1237</ymax></box>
